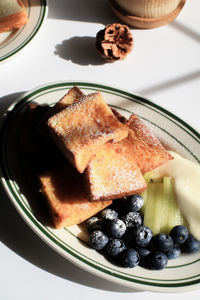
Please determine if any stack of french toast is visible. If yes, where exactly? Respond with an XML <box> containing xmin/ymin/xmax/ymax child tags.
<box><xmin>20</xmin><ymin>86</ymin><xmax>173</xmax><ymax>229</ymax></box>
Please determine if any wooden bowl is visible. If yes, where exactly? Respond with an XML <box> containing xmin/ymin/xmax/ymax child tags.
<box><xmin>109</xmin><ymin>0</ymin><xmax>186</xmax><ymax>29</ymax></box>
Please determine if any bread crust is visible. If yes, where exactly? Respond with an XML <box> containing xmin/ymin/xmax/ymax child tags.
<box><xmin>125</xmin><ymin>114</ymin><xmax>173</xmax><ymax>173</ymax></box>
<box><xmin>85</xmin><ymin>140</ymin><xmax>147</xmax><ymax>201</ymax></box>
<box><xmin>37</xmin><ymin>86</ymin><xmax>84</xmax><ymax>140</ymax></box>
<box><xmin>48</xmin><ymin>91</ymin><xmax>128</xmax><ymax>173</ymax></box>
<box><xmin>0</xmin><ymin>0</ymin><xmax>28</xmax><ymax>33</ymax></box>
<box><xmin>39</xmin><ymin>164</ymin><xmax>112</xmax><ymax>228</ymax></box>
<box><xmin>112</xmin><ymin>110</ymin><xmax>173</xmax><ymax>173</ymax></box>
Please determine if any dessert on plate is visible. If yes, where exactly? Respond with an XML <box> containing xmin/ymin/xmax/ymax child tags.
<box><xmin>19</xmin><ymin>86</ymin><xmax>200</xmax><ymax>271</ymax></box>
<box><xmin>20</xmin><ymin>86</ymin><xmax>173</xmax><ymax>230</ymax></box>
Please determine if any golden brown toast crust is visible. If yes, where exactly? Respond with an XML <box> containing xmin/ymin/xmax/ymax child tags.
<box><xmin>125</xmin><ymin>114</ymin><xmax>173</xmax><ymax>173</ymax></box>
<box><xmin>39</xmin><ymin>164</ymin><xmax>112</xmax><ymax>228</ymax></box>
<box><xmin>0</xmin><ymin>0</ymin><xmax>28</xmax><ymax>33</ymax></box>
<box><xmin>85</xmin><ymin>140</ymin><xmax>147</xmax><ymax>201</ymax></box>
<box><xmin>111</xmin><ymin>108</ymin><xmax>127</xmax><ymax>124</ymax></box>
<box><xmin>111</xmin><ymin>109</ymin><xmax>173</xmax><ymax>173</ymax></box>
<box><xmin>48</xmin><ymin>91</ymin><xmax>128</xmax><ymax>173</ymax></box>
<box><xmin>37</xmin><ymin>86</ymin><xmax>84</xmax><ymax>140</ymax></box>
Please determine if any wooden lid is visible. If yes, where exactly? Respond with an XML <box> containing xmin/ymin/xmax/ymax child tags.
<box><xmin>109</xmin><ymin>0</ymin><xmax>186</xmax><ymax>29</ymax></box>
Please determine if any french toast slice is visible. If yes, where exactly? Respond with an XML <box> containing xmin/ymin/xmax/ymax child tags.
<box><xmin>39</xmin><ymin>163</ymin><xmax>112</xmax><ymax>228</ymax></box>
<box><xmin>125</xmin><ymin>114</ymin><xmax>173</xmax><ymax>173</ymax></box>
<box><xmin>111</xmin><ymin>108</ymin><xmax>127</xmax><ymax>124</ymax></box>
<box><xmin>85</xmin><ymin>140</ymin><xmax>147</xmax><ymax>201</ymax></box>
<box><xmin>19</xmin><ymin>103</ymin><xmax>50</xmax><ymax>153</ymax></box>
<box><xmin>37</xmin><ymin>86</ymin><xmax>84</xmax><ymax>140</ymax></box>
<box><xmin>19</xmin><ymin>103</ymin><xmax>66</xmax><ymax>178</ymax></box>
<box><xmin>48</xmin><ymin>86</ymin><xmax>84</xmax><ymax>114</ymax></box>
<box><xmin>47</xmin><ymin>91</ymin><xmax>128</xmax><ymax>173</ymax></box>
<box><xmin>0</xmin><ymin>0</ymin><xmax>28</xmax><ymax>33</ymax></box>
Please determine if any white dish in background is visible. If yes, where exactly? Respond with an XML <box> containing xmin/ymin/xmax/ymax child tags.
<box><xmin>0</xmin><ymin>0</ymin><xmax>48</xmax><ymax>62</ymax></box>
<box><xmin>0</xmin><ymin>81</ymin><xmax>200</xmax><ymax>293</ymax></box>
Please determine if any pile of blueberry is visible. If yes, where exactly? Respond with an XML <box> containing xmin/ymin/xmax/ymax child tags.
<box><xmin>87</xmin><ymin>195</ymin><xmax>200</xmax><ymax>270</ymax></box>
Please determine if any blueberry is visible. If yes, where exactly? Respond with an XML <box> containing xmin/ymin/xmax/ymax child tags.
<box><xmin>120</xmin><ymin>248</ymin><xmax>140</xmax><ymax>268</ymax></box>
<box><xmin>154</xmin><ymin>233</ymin><xmax>173</xmax><ymax>252</ymax></box>
<box><xmin>147</xmin><ymin>251</ymin><xmax>168</xmax><ymax>270</ymax></box>
<box><xmin>110</xmin><ymin>198</ymin><xmax>127</xmax><ymax>216</ymax></box>
<box><xmin>166</xmin><ymin>244</ymin><xmax>181</xmax><ymax>260</ymax></box>
<box><xmin>106</xmin><ymin>238</ymin><xmax>127</xmax><ymax>256</ymax></box>
<box><xmin>122</xmin><ymin>227</ymin><xmax>135</xmax><ymax>247</ymax></box>
<box><xmin>133</xmin><ymin>225</ymin><xmax>153</xmax><ymax>247</ymax></box>
<box><xmin>89</xmin><ymin>230</ymin><xmax>109</xmax><ymax>250</ymax></box>
<box><xmin>125</xmin><ymin>194</ymin><xmax>144</xmax><ymax>212</ymax></box>
<box><xmin>181</xmin><ymin>234</ymin><xmax>200</xmax><ymax>253</ymax></box>
<box><xmin>122</xmin><ymin>211</ymin><xmax>142</xmax><ymax>228</ymax></box>
<box><xmin>100</xmin><ymin>208</ymin><xmax>118</xmax><ymax>222</ymax></box>
<box><xmin>136</xmin><ymin>247</ymin><xmax>151</xmax><ymax>258</ymax></box>
<box><xmin>107</xmin><ymin>219</ymin><xmax>126</xmax><ymax>238</ymax></box>
<box><xmin>86</xmin><ymin>216</ymin><xmax>101</xmax><ymax>232</ymax></box>
<box><xmin>136</xmin><ymin>247</ymin><xmax>151</xmax><ymax>267</ymax></box>
<box><xmin>170</xmin><ymin>225</ymin><xmax>188</xmax><ymax>245</ymax></box>
<box><xmin>147</xmin><ymin>237</ymin><xmax>159</xmax><ymax>252</ymax></box>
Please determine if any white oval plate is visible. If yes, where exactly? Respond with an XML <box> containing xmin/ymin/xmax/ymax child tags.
<box><xmin>0</xmin><ymin>0</ymin><xmax>47</xmax><ymax>62</ymax></box>
<box><xmin>0</xmin><ymin>81</ymin><xmax>200</xmax><ymax>293</ymax></box>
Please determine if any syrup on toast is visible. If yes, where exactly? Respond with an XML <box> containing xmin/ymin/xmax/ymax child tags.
<box><xmin>39</xmin><ymin>163</ymin><xmax>112</xmax><ymax>228</ymax></box>
<box><xmin>47</xmin><ymin>91</ymin><xmax>128</xmax><ymax>173</ymax></box>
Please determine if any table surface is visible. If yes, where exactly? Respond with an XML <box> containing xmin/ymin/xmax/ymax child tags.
<box><xmin>0</xmin><ymin>0</ymin><xmax>200</xmax><ymax>299</ymax></box>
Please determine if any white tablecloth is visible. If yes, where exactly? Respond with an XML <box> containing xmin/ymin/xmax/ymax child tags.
<box><xmin>0</xmin><ymin>0</ymin><xmax>200</xmax><ymax>299</ymax></box>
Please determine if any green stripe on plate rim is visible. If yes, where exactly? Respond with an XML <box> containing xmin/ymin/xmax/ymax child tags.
<box><xmin>0</xmin><ymin>0</ymin><xmax>47</xmax><ymax>62</ymax></box>
<box><xmin>4</xmin><ymin>86</ymin><xmax>200</xmax><ymax>163</ymax></box>
<box><xmin>0</xmin><ymin>0</ymin><xmax>32</xmax><ymax>51</ymax></box>
<box><xmin>5</xmin><ymin>81</ymin><xmax>200</xmax><ymax>162</ymax></box>
<box><xmin>2</xmin><ymin>176</ymin><xmax>200</xmax><ymax>288</ymax></box>
<box><xmin>5</xmin><ymin>170</ymin><xmax>200</xmax><ymax>275</ymax></box>
<box><xmin>6</xmin><ymin>81</ymin><xmax>200</xmax><ymax>146</ymax></box>
<box><xmin>0</xmin><ymin>82</ymin><xmax>200</xmax><ymax>289</ymax></box>
<box><xmin>2</xmin><ymin>103</ymin><xmax>200</xmax><ymax>275</ymax></box>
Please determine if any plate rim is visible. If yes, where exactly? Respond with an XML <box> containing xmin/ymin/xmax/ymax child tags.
<box><xmin>0</xmin><ymin>81</ymin><xmax>200</xmax><ymax>293</ymax></box>
<box><xmin>3</xmin><ymin>80</ymin><xmax>200</xmax><ymax>146</ymax></box>
<box><xmin>0</xmin><ymin>0</ymin><xmax>48</xmax><ymax>62</ymax></box>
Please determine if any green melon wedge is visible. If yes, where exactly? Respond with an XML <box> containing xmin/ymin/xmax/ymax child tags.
<box><xmin>142</xmin><ymin>175</ymin><xmax>185</xmax><ymax>235</ymax></box>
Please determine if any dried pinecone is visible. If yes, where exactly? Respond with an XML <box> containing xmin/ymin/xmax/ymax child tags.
<box><xmin>96</xmin><ymin>23</ymin><xmax>134</xmax><ymax>62</ymax></box>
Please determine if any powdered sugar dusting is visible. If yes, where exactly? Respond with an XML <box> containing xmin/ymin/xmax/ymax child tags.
<box><xmin>48</xmin><ymin>91</ymin><xmax>127</xmax><ymax>162</ymax></box>
<box><xmin>87</xmin><ymin>143</ymin><xmax>146</xmax><ymax>200</ymax></box>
